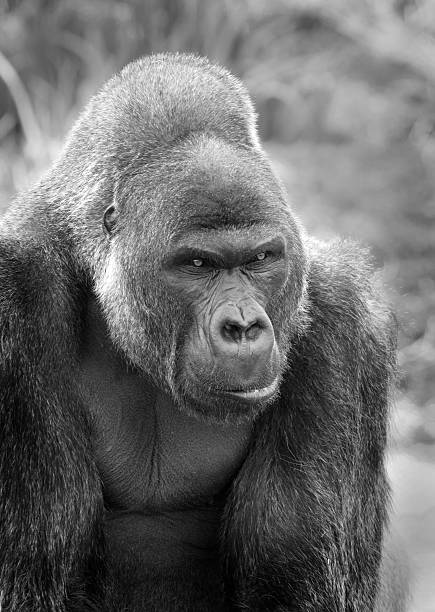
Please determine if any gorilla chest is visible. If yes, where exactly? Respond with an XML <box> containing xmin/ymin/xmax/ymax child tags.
<box><xmin>86</xmin><ymin>383</ymin><xmax>250</xmax><ymax>503</ymax></box>
<box><xmin>79</xmin><ymin>358</ymin><xmax>251</xmax><ymax>563</ymax></box>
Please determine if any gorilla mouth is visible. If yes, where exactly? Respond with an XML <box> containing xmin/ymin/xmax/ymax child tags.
<box><xmin>224</xmin><ymin>377</ymin><xmax>279</xmax><ymax>401</ymax></box>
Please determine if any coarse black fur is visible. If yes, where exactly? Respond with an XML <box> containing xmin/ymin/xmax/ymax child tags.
<box><xmin>0</xmin><ymin>53</ymin><xmax>403</xmax><ymax>611</ymax></box>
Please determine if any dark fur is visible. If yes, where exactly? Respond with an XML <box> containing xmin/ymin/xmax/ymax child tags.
<box><xmin>0</xmin><ymin>54</ymin><xmax>400</xmax><ymax>610</ymax></box>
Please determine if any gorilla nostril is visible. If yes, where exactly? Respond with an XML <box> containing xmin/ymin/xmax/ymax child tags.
<box><xmin>221</xmin><ymin>320</ymin><xmax>264</xmax><ymax>343</ymax></box>
<box><xmin>222</xmin><ymin>322</ymin><xmax>243</xmax><ymax>342</ymax></box>
<box><xmin>245</xmin><ymin>321</ymin><xmax>263</xmax><ymax>342</ymax></box>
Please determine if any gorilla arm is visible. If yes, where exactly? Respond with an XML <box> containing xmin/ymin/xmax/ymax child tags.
<box><xmin>222</xmin><ymin>239</ymin><xmax>397</xmax><ymax>612</ymax></box>
<box><xmin>0</xmin><ymin>239</ymin><xmax>103</xmax><ymax>612</ymax></box>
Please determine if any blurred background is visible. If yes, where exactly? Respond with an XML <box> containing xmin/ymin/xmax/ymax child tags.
<box><xmin>0</xmin><ymin>0</ymin><xmax>434</xmax><ymax>609</ymax></box>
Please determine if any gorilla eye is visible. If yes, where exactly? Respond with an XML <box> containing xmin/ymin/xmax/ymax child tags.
<box><xmin>245</xmin><ymin>250</ymin><xmax>276</xmax><ymax>270</ymax></box>
<box><xmin>193</xmin><ymin>258</ymin><xmax>204</xmax><ymax>267</ymax></box>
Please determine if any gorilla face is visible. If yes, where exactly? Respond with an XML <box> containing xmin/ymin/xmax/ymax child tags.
<box><xmin>96</xmin><ymin>136</ymin><xmax>308</xmax><ymax>423</ymax></box>
<box><xmin>164</xmin><ymin>224</ymin><xmax>287</xmax><ymax>420</ymax></box>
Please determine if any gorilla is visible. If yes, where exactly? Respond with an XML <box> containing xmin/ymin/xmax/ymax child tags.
<box><xmin>0</xmin><ymin>53</ymin><xmax>404</xmax><ymax>611</ymax></box>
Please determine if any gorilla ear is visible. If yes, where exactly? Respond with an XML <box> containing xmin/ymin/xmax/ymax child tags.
<box><xmin>103</xmin><ymin>205</ymin><xmax>119</xmax><ymax>237</ymax></box>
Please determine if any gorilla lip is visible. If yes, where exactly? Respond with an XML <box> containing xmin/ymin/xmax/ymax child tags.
<box><xmin>225</xmin><ymin>377</ymin><xmax>279</xmax><ymax>401</ymax></box>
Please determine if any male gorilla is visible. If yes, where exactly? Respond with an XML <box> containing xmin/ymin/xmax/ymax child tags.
<box><xmin>0</xmin><ymin>54</ymin><xmax>402</xmax><ymax>611</ymax></box>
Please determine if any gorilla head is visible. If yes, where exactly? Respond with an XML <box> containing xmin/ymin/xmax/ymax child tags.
<box><xmin>50</xmin><ymin>55</ymin><xmax>308</xmax><ymax>422</ymax></box>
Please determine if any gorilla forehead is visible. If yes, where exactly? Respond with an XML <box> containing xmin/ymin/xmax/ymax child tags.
<box><xmin>124</xmin><ymin>135</ymin><xmax>291</xmax><ymax>236</ymax></box>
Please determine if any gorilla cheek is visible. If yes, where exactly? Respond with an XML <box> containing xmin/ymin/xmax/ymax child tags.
<box><xmin>182</xmin><ymin>317</ymin><xmax>215</xmax><ymax>379</ymax></box>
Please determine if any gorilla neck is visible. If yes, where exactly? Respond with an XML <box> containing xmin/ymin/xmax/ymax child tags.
<box><xmin>78</xmin><ymin>297</ymin><xmax>251</xmax><ymax>561</ymax></box>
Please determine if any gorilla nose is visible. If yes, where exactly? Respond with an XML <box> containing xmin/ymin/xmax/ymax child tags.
<box><xmin>221</xmin><ymin>318</ymin><xmax>263</xmax><ymax>343</ymax></box>
<box><xmin>211</xmin><ymin>306</ymin><xmax>275</xmax><ymax>363</ymax></box>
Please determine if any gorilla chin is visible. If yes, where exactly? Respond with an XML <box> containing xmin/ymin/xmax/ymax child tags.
<box><xmin>176</xmin><ymin>374</ymin><xmax>281</xmax><ymax>424</ymax></box>
<box><xmin>225</xmin><ymin>377</ymin><xmax>280</xmax><ymax>402</ymax></box>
